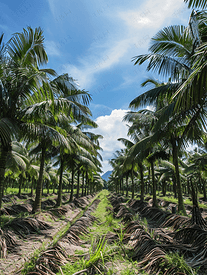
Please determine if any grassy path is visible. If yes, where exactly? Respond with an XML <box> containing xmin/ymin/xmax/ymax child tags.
<box><xmin>57</xmin><ymin>190</ymin><xmax>139</xmax><ymax>275</ymax></box>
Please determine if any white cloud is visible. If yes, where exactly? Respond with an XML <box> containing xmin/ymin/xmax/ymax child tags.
<box><xmin>92</xmin><ymin>109</ymin><xmax>129</xmax><ymax>173</ymax></box>
<box><xmin>45</xmin><ymin>40</ymin><xmax>61</xmax><ymax>56</ymax></box>
<box><xmin>59</xmin><ymin>0</ymin><xmax>189</xmax><ymax>89</ymax></box>
<box><xmin>62</xmin><ymin>38</ymin><xmax>131</xmax><ymax>89</ymax></box>
<box><xmin>46</xmin><ymin>0</ymin><xmax>57</xmax><ymax>17</ymax></box>
<box><xmin>118</xmin><ymin>0</ymin><xmax>186</xmax><ymax>30</ymax></box>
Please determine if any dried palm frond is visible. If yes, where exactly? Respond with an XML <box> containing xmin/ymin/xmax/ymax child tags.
<box><xmin>1</xmin><ymin>203</ymin><xmax>32</xmax><ymax>216</ymax></box>
<box><xmin>0</xmin><ymin>228</ymin><xmax>19</xmax><ymax>258</ymax></box>
<box><xmin>74</xmin><ymin>197</ymin><xmax>90</xmax><ymax>209</ymax></box>
<box><xmin>28</xmin><ymin>244</ymin><xmax>68</xmax><ymax>275</ymax></box>
<box><xmin>123</xmin><ymin>220</ymin><xmax>143</xmax><ymax>235</ymax></box>
<box><xmin>2</xmin><ymin>195</ymin><xmax>13</xmax><ymax>203</ymax></box>
<box><xmin>5</xmin><ymin>217</ymin><xmax>52</xmax><ymax>237</ymax></box>
<box><xmin>129</xmin><ymin>200</ymin><xmax>148</xmax><ymax>212</ymax></box>
<box><xmin>48</xmin><ymin>206</ymin><xmax>68</xmax><ymax>217</ymax></box>
<box><xmin>161</xmin><ymin>214</ymin><xmax>190</xmax><ymax>230</ymax></box>
<box><xmin>174</xmin><ymin>224</ymin><xmax>207</xmax><ymax>248</ymax></box>
<box><xmin>41</xmin><ymin>199</ymin><xmax>56</xmax><ymax>209</ymax></box>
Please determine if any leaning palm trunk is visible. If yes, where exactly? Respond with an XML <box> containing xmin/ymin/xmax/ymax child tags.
<box><xmin>56</xmin><ymin>158</ymin><xmax>64</xmax><ymax>207</ymax></box>
<box><xmin>33</xmin><ymin>146</ymin><xmax>46</xmax><ymax>213</ymax></box>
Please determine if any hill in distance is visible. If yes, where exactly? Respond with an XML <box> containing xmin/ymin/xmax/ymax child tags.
<box><xmin>101</xmin><ymin>170</ymin><xmax>112</xmax><ymax>181</ymax></box>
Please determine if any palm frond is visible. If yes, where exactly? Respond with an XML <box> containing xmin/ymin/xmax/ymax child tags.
<box><xmin>132</xmin><ymin>53</ymin><xmax>190</xmax><ymax>80</ymax></box>
<box><xmin>184</xmin><ymin>0</ymin><xmax>207</xmax><ymax>9</ymax></box>
<box><xmin>7</xmin><ymin>27</ymin><xmax>48</xmax><ymax>66</ymax></box>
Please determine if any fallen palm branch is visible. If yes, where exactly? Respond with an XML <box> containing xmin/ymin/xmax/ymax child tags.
<box><xmin>4</xmin><ymin>217</ymin><xmax>52</xmax><ymax>237</ymax></box>
<box><xmin>128</xmin><ymin>225</ymin><xmax>195</xmax><ymax>274</ymax></box>
<box><xmin>139</xmin><ymin>206</ymin><xmax>171</xmax><ymax>226</ymax></box>
<box><xmin>161</xmin><ymin>214</ymin><xmax>190</xmax><ymax>230</ymax></box>
<box><xmin>27</xmin><ymin>244</ymin><xmax>68</xmax><ymax>275</ymax></box>
<box><xmin>111</xmin><ymin>196</ymin><xmax>199</xmax><ymax>273</ymax></box>
<box><xmin>48</xmin><ymin>206</ymin><xmax>68</xmax><ymax>217</ymax></box>
<box><xmin>41</xmin><ymin>199</ymin><xmax>56</xmax><ymax>209</ymax></box>
<box><xmin>128</xmin><ymin>199</ymin><xmax>148</xmax><ymax>212</ymax></box>
<box><xmin>23</xmin><ymin>197</ymin><xmax>101</xmax><ymax>274</ymax></box>
<box><xmin>74</xmin><ymin>197</ymin><xmax>90</xmax><ymax>209</ymax></box>
<box><xmin>2</xmin><ymin>195</ymin><xmax>13</xmax><ymax>203</ymax></box>
<box><xmin>0</xmin><ymin>228</ymin><xmax>19</xmax><ymax>258</ymax></box>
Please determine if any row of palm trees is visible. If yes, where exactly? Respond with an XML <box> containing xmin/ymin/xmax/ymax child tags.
<box><xmin>108</xmin><ymin>0</ymin><xmax>207</xmax><ymax>216</ymax></box>
<box><xmin>0</xmin><ymin>27</ymin><xmax>103</xmax><ymax>213</ymax></box>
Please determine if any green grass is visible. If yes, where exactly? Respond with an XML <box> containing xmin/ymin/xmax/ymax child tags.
<box><xmin>156</xmin><ymin>194</ymin><xmax>207</xmax><ymax>210</ymax></box>
<box><xmin>0</xmin><ymin>214</ymin><xmax>13</xmax><ymax>227</ymax></box>
<box><xmin>160</xmin><ymin>252</ymin><xmax>198</xmax><ymax>275</ymax></box>
<box><xmin>21</xmin><ymin>248</ymin><xmax>41</xmax><ymax>274</ymax></box>
<box><xmin>57</xmin><ymin>190</ymin><xmax>140</xmax><ymax>275</ymax></box>
<box><xmin>4</xmin><ymin>187</ymin><xmax>80</xmax><ymax>196</ymax></box>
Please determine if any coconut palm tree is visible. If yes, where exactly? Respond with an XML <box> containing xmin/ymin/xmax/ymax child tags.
<box><xmin>130</xmin><ymin>18</ymin><xmax>207</xmax><ymax>213</ymax></box>
<box><xmin>0</xmin><ymin>27</ymin><xmax>55</xmax><ymax>211</ymax></box>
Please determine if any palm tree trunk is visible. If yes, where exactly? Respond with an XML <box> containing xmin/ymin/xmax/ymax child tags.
<box><xmin>33</xmin><ymin>145</ymin><xmax>46</xmax><ymax>213</ymax></box>
<box><xmin>126</xmin><ymin>174</ymin><xmax>129</xmax><ymax>197</ymax></box>
<box><xmin>84</xmin><ymin>171</ymin><xmax>88</xmax><ymax>196</ymax></box>
<box><xmin>121</xmin><ymin>177</ymin><xmax>124</xmax><ymax>196</ymax></box>
<box><xmin>115</xmin><ymin>179</ymin><xmax>118</xmax><ymax>193</ymax></box>
<box><xmin>171</xmin><ymin>138</ymin><xmax>186</xmax><ymax>215</ymax></box>
<box><xmin>76</xmin><ymin>169</ymin><xmax>80</xmax><ymax>198</ymax></box>
<box><xmin>18</xmin><ymin>174</ymin><xmax>23</xmax><ymax>196</ymax></box>
<box><xmin>69</xmin><ymin>166</ymin><xmax>75</xmax><ymax>202</ymax></box>
<box><xmin>202</xmin><ymin>179</ymin><xmax>206</xmax><ymax>201</ymax></box>
<box><xmin>172</xmin><ymin>175</ymin><xmax>177</xmax><ymax>198</ymax></box>
<box><xmin>31</xmin><ymin>178</ymin><xmax>34</xmax><ymax>196</ymax></box>
<box><xmin>148</xmin><ymin>166</ymin><xmax>151</xmax><ymax>195</ymax></box>
<box><xmin>151</xmin><ymin>161</ymin><xmax>158</xmax><ymax>207</ymax></box>
<box><xmin>119</xmin><ymin>179</ymin><xmax>121</xmax><ymax>194</ymax></box>
<box><xmin>139</xmin><ymin>163</ymin><xmax>144</xmax><ymax>201</ymax></box>
<box><xmin>131</xmin><ymin>170</ymin><xmax>134</xmax><ymax>199</ymax></box>
<box><xmin>190</xmin><ymin>178</ymin><xmax>206</xmax><ymax>227</ymax></box>
<box><xmin>81</xmin><ymin>171</ymin><xmax>84</xmax><ymax>197</ymax></box>
<box><xmin>57</xmin><ymin>158</ymin><xmax>64</xmax><ymax>206</ymax></box>
<box><xmin>162</xmin><ymin>180</ymin><xmax>167</xmax><ymax>196</ymax></box>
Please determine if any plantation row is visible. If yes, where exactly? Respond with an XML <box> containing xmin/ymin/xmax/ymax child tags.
<box><xmin>0</xmin><ymin>26</ymin><xmax>104</xmax><ymax>219</ymax></box>
<box><xmin>0</xmin><ymin>192</ymin><xmax>96</xmax><ymax>274</ymax></box>
<box><xmin>1</xmin><ymin>189</ymin><xmax>207</xmax><ymax>274</ymax></box>
<box><xmin>108</xmin><ymin>5</ymin><xmax>207</xmax><ymax>231</ymax></box>
<box><xmin>26</xmin><ymin>191</ymin><xmax>207</xmax><ymax>274</ymax></box>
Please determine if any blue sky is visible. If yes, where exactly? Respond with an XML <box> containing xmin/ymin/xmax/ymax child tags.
<box><xmin>0</xmin><ymin>0</ymin><xmax>192</xmax><ymax>173</ymax></box>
